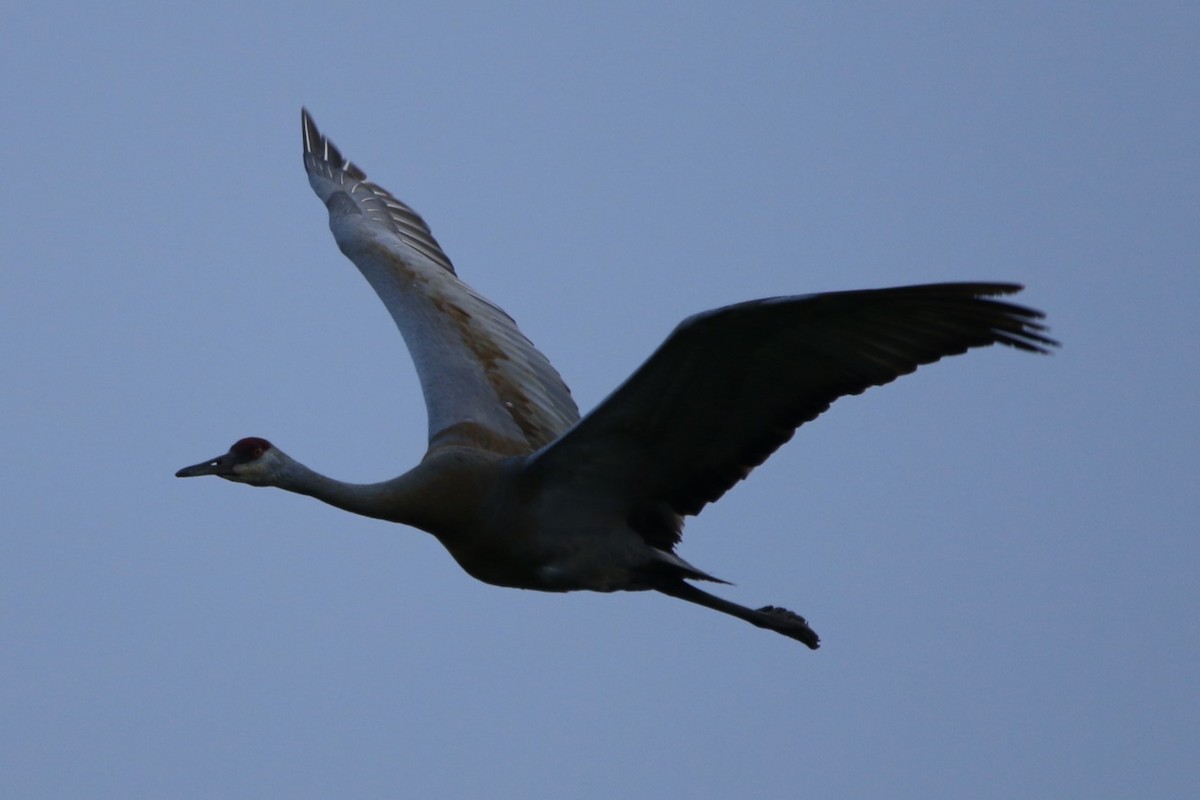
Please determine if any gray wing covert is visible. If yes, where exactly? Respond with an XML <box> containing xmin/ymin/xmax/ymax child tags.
<box><xmin>302</xmin><ymin>109</ymin><xmax>579</xmax><ymax>454</ymax></box>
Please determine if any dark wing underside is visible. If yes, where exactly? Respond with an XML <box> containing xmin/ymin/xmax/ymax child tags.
<box><xmin>528</xmin><ymin>282</ymin><xmax>1056</xmax><ymax>550</ymax></box>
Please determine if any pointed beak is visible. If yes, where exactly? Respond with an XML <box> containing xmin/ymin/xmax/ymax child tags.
<box><xmin>175</xmin><ymin>453</ymin><xmax>232</xmax><ymax>478</ymax></box>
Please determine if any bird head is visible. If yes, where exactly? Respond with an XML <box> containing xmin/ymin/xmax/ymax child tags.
<box><xmin>176</xmin><ymin>437</ymin><xmax>280</xmax><ymax>486</ymax></box>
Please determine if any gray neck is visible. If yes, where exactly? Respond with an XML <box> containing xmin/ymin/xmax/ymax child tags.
<box><xmin>273</xmin><ymin>456</ymin><xmax>427</xmax><ymax>528</ymax></box>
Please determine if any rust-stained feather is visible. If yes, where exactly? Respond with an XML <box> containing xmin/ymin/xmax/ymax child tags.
<box><xmin>302</xmin><ymin>109</ymin><xmax>579</xmax><ymax>454</ymax></box>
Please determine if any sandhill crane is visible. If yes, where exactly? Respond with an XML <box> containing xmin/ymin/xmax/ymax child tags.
<box><xmin>177</xmin><ymin>109</ymin><xmax>1057</xmax><ymax>649</ymax></box>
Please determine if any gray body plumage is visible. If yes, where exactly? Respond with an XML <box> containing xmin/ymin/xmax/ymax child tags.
<box><xmin>176</xmin><ymin>110</ymin><xmax>1057</xmax><ymax>649</ymax></box>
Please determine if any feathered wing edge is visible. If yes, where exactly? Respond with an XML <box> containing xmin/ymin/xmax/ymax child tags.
<box><xmin>301</xmin><ymin>109</ymin><xmax>580</xmax><ymax>453</ymax></box>
<box><xmin>529</xmin><ymin>282</ymin><xmax>1057</xmax><ymax>551</ymax></box>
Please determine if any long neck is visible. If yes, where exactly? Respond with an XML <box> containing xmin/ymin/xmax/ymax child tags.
<box><xmin>262</xmin><ymin>446</ymin><xmax>506</xmax><ymax>544</ymax></box>
<box><xmin>270</xmin><ymin>454</ymin><xmax>436</xmax><ymax>530</ymax></box>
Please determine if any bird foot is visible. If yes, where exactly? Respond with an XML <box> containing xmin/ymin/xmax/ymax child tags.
<box><xmin>757</xmin><ymin>605</ymin><xmax>820</xmax><ymax>649</ymax></box>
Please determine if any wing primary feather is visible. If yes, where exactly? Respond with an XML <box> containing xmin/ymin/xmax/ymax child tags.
<box><xmin>531</xmin><ymin>282</ymin><xmax>1056</xmax><ymax>547</ymax></box>
<box><xmin>302</xmin><ymin>109</ymin><xmax>580</xmax><ymax>454</ymax></box>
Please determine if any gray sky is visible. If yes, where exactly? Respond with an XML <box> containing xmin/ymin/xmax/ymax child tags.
<box><xmin>3</xmin><ymin>3</ymin><xmax>1197</xmax><ymax>798</ymax></box>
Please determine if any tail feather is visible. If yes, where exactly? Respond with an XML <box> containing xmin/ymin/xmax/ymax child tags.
<box><xmin>652</xmin><ymin>548</ymin><xmax>731</xmax><ymax>584</ymax></box>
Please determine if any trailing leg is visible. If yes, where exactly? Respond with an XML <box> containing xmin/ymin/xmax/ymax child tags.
<box><xmin>655</xmin><ymin>580</ymin><xmax>820</xmax><ymax>649</ymax></box>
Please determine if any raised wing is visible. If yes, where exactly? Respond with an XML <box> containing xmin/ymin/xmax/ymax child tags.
<box><xmin>528</xmin><ymin>283</ymin><xmax>1056</xmax><ymax>550</ymax></box>
<box><xmin>301</xmin><ymin>109</ymin><xmax>579</xmax><ymax>455</ymax></box>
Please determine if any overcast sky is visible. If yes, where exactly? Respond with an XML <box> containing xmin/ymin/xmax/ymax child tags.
<box><xmin>3</xmin><ymin>3</ymin><xmax>1197</xmax><ymax>798</ymax></box>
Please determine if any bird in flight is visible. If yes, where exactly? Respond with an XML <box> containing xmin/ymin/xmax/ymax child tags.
<box><xmin>177</xmin><ymin>109</ymin><xmax>1056</xmax><ymax>649</ymax></box>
